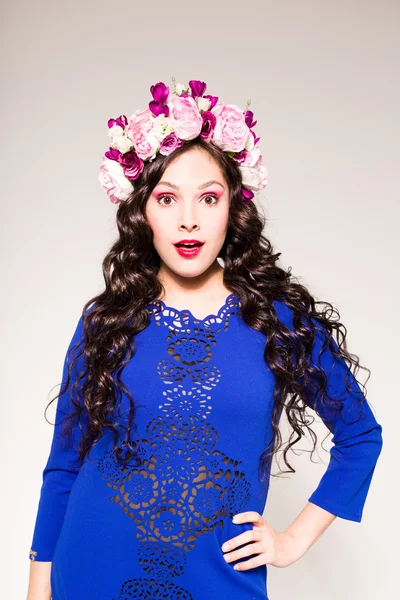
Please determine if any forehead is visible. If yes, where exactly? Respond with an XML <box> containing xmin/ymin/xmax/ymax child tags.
<box><xmin>159</xmin><ymin>148</ymin><xmax>226</xmax><ymax>188</ymax></box>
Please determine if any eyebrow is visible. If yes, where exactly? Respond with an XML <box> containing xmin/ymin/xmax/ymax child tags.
<box><xmin>156</xmin><ymin>180</ymin><xmax>225</xmax><ymax>190</ymax></box>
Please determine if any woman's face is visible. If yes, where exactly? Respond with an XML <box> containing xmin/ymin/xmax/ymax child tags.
<box><xmin>145</xmin><ymin>147</ymin><xmax>230</xmax><ymax>279</ymax></box>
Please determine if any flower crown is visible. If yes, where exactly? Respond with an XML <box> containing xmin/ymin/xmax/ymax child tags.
<box><xmin>98</xmin><ymin>78</ymin><xmax>268</xmax><ymax>206</ymax></box>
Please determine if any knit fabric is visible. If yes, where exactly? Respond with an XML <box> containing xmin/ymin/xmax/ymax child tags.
<box><xmin>29</xmin><ymin>294</ymin><xmax>383</xmax><ymax>599</ymax></box>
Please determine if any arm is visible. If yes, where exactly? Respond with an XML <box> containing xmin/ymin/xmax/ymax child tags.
<box><xmin>27</xmin><ymin>312</ymin><xmax>88</xmax><ymax>597</ymax></box>
<box><xmin>220</xmin><ymin>301</ymin><xmax>383</xmax><ymax>571</ymax></box>
<box><xmin>26</xmin><ymin>562</ymin><xmax>52</xmax><ymax>600</ymax></box>
<box><xmin>274</xmin><ymin>300</ymin><xmax>383</xmax><ymax>546</ymax></box>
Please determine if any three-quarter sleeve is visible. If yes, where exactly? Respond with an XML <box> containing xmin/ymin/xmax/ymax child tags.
<box><xmin>29</xmin><ymin>313</ymin><xmax>88</xmax><ymax>562</ymax></box>
<box><xmin>273</xmin><ymin>299</ymin><xmax>383</xmax><ymax>523</ymax></box>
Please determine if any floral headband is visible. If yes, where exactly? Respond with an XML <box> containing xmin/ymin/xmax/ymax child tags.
<box><xmin>98</xmin><ymin>78</ymin><xmax>268</xmax><ymax>206</ymax></box>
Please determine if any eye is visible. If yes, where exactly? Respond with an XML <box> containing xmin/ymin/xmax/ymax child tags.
<box><xmin>200</xmin><ymin>194</ymin><xmax>219</xmax><ymax>206</ymax></box>
<box><xmin>156</xmin><ymin>194</ymin><xmax>177</xmax><ymax>207</ymax></box>
<box><xmin>156</xmin><ymin>193</ymin><xmax>219</xmax><ymax>207</ymax></box>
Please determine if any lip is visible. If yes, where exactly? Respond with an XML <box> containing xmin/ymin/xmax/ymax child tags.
<box><xmin>173</xmin><ymin>240</ymin><xmax>205</xmax><ymax>259</ymax></box>
<box><xmin>174</xmin><ymin>239</ymin><xmax>204</xmax><ymax>245</ymax></box>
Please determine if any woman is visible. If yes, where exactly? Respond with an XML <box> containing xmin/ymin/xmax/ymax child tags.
<box><xmin>27</xmin><ymin>79</ymin><xmax>383</xmax><ymax>600</ymax></box>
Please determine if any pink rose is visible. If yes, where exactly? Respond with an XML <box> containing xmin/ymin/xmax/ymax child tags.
<box><xmin>167</xmin><ymin>95</ymin><xmax>203</xmax><ymax>140</ymax></box>
<box><xmin>232</xmin><ymin>147</ymin><xmax>261</xmax><ymax>167</ymax></box>
<box><xmin>120</xmin><ymin>150</ymin><xmax>144</xmax><ymax>180</ymax></box>
<box><xmin>159</xmin><ymin>133</ymin><xmax>185</xmax><ymax>156</ymax></box>
<box><xmin>200</xmin><ymin>111</ymin><xmax>217</xmax><ymax>141</ymax></box>
<box><xmin>211</xmin><ymin>103</ymin><xmax>249</xmax><ymax>152</ymax></box>
<box><xmin>126</xmin><ymin>108</ymin><xmax>159</xmax><ymax>161</ymax></box>
<box><xmin>98</xmin><ymin>158</ymin><xmax>134</xmax><ymax>204</ymax></box>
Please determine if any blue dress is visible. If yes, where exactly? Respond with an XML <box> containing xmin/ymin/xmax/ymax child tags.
<box><xmin>29</xmin><ymin>293</ymin><xmax>383</xmax><ymax>599</ymax></box>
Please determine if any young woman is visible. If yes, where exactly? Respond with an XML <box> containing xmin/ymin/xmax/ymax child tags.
<box><xmin>27</xmin><ymin>79</ymin><xmax>383</xmax><ymax>600</ymax></box>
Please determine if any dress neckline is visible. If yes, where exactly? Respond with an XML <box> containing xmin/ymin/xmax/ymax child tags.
<box><xmin>146</xmin><ymin>291</ymin><xmax>241</xmax><ymax>328</ymax></box>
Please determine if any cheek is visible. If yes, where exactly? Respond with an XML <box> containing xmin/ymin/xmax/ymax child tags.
<box><xmin>207</xmin><ymin>209</ymin><xmax>229</xmax><ymax>238</ymax></box>
<box><xmin>146</xmin><ymin>207</ymin><xmax>171</xmax><ymax>239</ymax></box>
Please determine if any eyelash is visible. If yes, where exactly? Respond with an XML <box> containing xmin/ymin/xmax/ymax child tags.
<box><xmin>156</xmin><ymin>193</ymin><xmax>219</xmax><ymax>207</ymax></box>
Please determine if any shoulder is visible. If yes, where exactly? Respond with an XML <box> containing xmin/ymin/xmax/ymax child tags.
<box><xmin>272</xmin><ymin>298</ymin><xmax>328</xmax><ymax>352</ymax></box>
<box><xmin>68</xmin><ymin>302</ymin><xmax>96</xmax><ymax>350</ymax></box>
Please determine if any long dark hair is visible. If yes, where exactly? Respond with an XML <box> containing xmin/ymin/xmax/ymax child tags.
<box><xmin>45</xmin><ymin>137</ymin><xmax>370</xmax><ymax>492</ymax></box>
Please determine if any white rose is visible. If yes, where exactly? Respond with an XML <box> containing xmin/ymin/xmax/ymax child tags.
<box><xmin>98</xmin><ymin>158</ymin><xmax>134</xmax><ymax>203</ymax></box>
<box><xmin>108</xmin><ymin>124</ymin><xmax>124</xmax><ymax>138</ymax></box>
<box><xmin>109</xmin><ymin>133</ymin><xmax>134</xmax><ymax>154</ymax></box>
<box><xmin>152</xmin><ymin>114</ymin><xmax>174</xmax><ymax>142</ymax></box>
<box><xmin>175</xmin><ymin>82</ymin><xmax>189</xmax><ymax>96</ymax></box>
<box><xmin>196</xmin><ymin>97</ymin><xmax>212</xmax><ymax>113</ymax></box>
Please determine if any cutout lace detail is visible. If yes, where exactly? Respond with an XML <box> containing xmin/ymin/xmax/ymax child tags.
<box><xmin>146</xmin><ymin>291</ymin><xmax>241</xmax><ymax>333</ymax></box>
<box><xmin>97</xmin><ymin>290</ymin><xmax>250</xmax><ymax>599</ymax></box>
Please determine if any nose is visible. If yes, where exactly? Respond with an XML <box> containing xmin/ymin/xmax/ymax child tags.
<box><xmin>179</xmin><ymin>202</ymin><xmax>199</xmax><ymax>231</ymax></box>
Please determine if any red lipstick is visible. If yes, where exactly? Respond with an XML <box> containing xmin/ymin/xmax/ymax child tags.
<box><xmin>173</xmin><ymin>239</ymin><xmax>205</xmax><ymax>258</ymax></box>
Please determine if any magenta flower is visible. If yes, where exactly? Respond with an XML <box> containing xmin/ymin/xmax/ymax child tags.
<box><xmin>204</xmin><ymin>94</ymin><xmax>218</xmax><ymax>110</ymax></box>
<box><xmin>189</xmin><ymin>80</ymin><xmax>207</xmax><ymax>98</ymax></box>
<box><xmin>245</xmin><ymin>110</ymin><xmax>260</xmax><ymax>144</ymax></box>
<box><xmin>231</xmin><ymin>150</ymin><xmax>247</xmax><ymax>164</ymax></box>
<box><xmin>120</xmin><ymin>150</ymin><xmax>144</xmax><ymax>180</ymax></box>
<box><xmin>200</xmin><ymin>111</ymin><xmax>217</xmax><ymax>141</ymax></box>
<box><xmin>241</xmin><ymin>187</ymin><xmax>254</xmax><ymax>205</ymax></box>
<box><xmin>149</xmin><ymin>82</ymin><xmax>170</xmax><ymax>117</ymax></box>
<box><xmin>105</xmin><ymin>147</ymin><xmax>122</xmax><ymax>162</ymax></box>
<box><xmin>159</xmin><ymin>133</ymin><xmax>185</xmax><ymax>156</ymax></box>
<box><xmin>244</xmin><ymin>110</ymin><xmax>257</xmax><ymax>129</ymax></box>
<box><xmin>107</xmin><ymin>115</ymin><xmax>128</xmax><ymax>129</ymax></box>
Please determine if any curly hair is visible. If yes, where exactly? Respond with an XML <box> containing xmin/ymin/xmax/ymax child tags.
<box><xmin>44</xmin><ymin>137</ymin><xmax>370</xmax><ymax>493</ymax></box>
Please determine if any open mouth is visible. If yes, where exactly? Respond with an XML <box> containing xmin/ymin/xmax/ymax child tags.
<box><xmin>174</xmin><ymin>242</ymin><xmax>204</xmax><ymax>248</ymax></box>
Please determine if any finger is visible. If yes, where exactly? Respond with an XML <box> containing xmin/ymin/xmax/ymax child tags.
<box><xmin>221</xmin><ymin>529</ymin><xmax>263</xmax><ymax>553</ymax></box>
<box><xmin>232</xmin><ymin>511</ymin><xmax>263</xmax><ymax>525</ymax></box>
<box><xmin>233</xmin><ymin>553</ymin><xmax>269</xmax><ymax>571</ymax></box>
<box><xmin>223</xmin><ymin>541</ymin><xmax>266</xmax><ymax>565</ymax></box>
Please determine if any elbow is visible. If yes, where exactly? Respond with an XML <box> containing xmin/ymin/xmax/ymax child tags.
<box><xmin>373</xmin><ymin>423</ymin><xmax>384</xmax><ymax>459</ymax></box>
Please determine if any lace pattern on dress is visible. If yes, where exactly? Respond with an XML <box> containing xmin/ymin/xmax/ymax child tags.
<box><xmin>97</xmin><ymin>292</ymin><xmax>251</xmax><ymax>599</ymax></box>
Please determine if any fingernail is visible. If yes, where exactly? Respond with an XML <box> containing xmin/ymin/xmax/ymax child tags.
<box><xmin>221</xmin><ymin>543</ymin><xmax>229</xmax><ymax>552</ymax></box>
<box><xmin>232</xmin><ymin>515</ymin><xmax>239</xmax><ymax>523</ymax></box>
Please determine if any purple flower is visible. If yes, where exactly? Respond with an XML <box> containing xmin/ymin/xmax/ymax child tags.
<box><xmin>159</xmin><ymin>133</ymin><xmax>185</xmax><ymax>156</ymax></box>
<box><xmin>244</xmin><ymin>110</ymin><xmax>257</xmax><ymax>129</ymax></box>
<box><xmin>231</xmin><ymin>150</ymin><xmax>247</xmax><ymax>164</ymax></box>
<box><xmin>241</xmin><ymin>187</ymin><xmax>254</xmax><ymax>205</ymax></box>
<box><xmin>104</xmin><ymin>147</ymin><xmax>122</xmax><ymax>161</ymax></box>
<box><xmin>204</xmin><ymin>94</ymin><xmax>218</xmax><ymax>110</ymax></box>
<box><xmin>108</xmin><ymin>115</ymin><xmax>128</xmax><ymax>129</ymax></box>
<box><xmin>245</xmin><ymin>110</ymin><xmax>260</xmax><ymax>144</ymax></box>
<box><xmin>200</xmin><ymin>111</ymin><xmax>217</xmax><ymax>141</ymax></box>
<box><xmin>120</xmin><ymin>150</ymin><xmax>144</xmax><ymax>180</ymax></box>
<box><xmin>189</xmin><ymin>80</ymin><xmax>207</xmax><ymax>98</ymax></box>
<box><xmin>149</xmin><ymin>81</ymin><xmax>170</xmax><ymax>117</ymax></box>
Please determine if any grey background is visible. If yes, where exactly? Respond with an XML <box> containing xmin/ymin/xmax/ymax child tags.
<box><xmin>2</xmin><ymin>0</ymin><xmax>398</xmax><ymax>598</ymax></box>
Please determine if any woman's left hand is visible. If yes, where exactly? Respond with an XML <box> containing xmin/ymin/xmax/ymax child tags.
<box><xmin>221</xmin><ymin>511</ymin><xmax>306</xmax><ymax>570</ymax></box>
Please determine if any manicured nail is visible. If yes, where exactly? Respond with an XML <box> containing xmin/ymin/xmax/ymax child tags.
<box><xmin>232</xmin><ymin>515</ymin><xmax>239</xmax><ymax>523</ymax></box>
<box><xmin>221</xmin><ymin>543</ymin><xmax>229</xmax><ymax>552</ymax></box>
